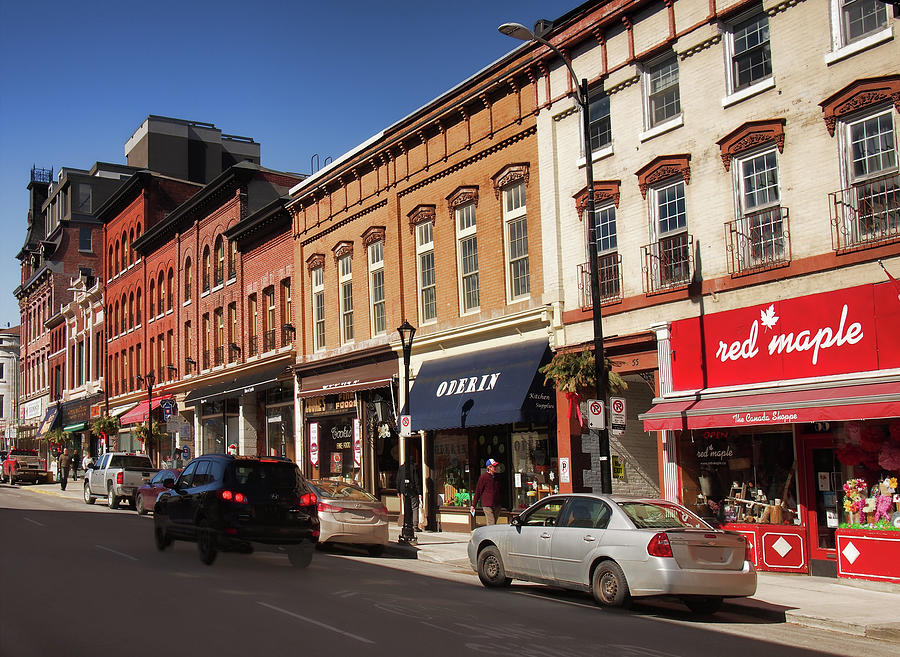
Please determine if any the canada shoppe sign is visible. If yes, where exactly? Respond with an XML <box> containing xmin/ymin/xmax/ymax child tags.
<box><xmin>670</xmin><ymin>283</ymin><xmax>900</xmax><ymax>391</ymax></box>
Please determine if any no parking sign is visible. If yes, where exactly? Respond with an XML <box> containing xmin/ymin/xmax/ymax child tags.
<box><xmin>399</xmin><ymin>414</ymin><xmax>411</xmax><ymax>437</ymax></box>
<box><xmin>587</xmin><ymin>399</ymin><xmax>605</xmax><ymax>430</ymax></box>
<box><xmin>610</xmin><ymin>397</ymin><xmax>626</xmax><ymax>435</ymax></box>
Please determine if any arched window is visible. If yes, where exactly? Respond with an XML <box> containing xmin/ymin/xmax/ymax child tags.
<box><xmin>214</xmin><ymin>236</ymin><xmax>224</xmax><ymax>285</ymax></box>
<box><xmin>121</xmin><ymin>294</ymin><xmax>128</xmax><ymax>330</ymax></box>
<box><xmin>114</xmin><ymin>300</ymin><xmax>120</xmax><ymax>335</ymax></box>
<box><xmin>157</xmin><ymin>271</ymin><xmax>165</xmax><ymax>315</ymax></box>
<box><xmin>108</xmin><ymin>246</ymin><xmax>114</xmax><ymax>279</ymax></box>
<box><xmin>184</xmin><ymin>257</ymin><xmax>192</xmax><ymax>301</ymax></box>
<box><xmin>136</xmin><ymin>288</ymin><xmax>142</xmax><ymax>324</ymax></box>
<box><xmin>167</xmin><ymin>268</ymin><xmax>174</xmax><ymax>311</ymax></box>
<box><xmin>228</xmin><ymin>240</ymin><xmax>237</xmax><ymax>280</ymax></box>
<box><xmin>114</xmin><ymin>241</ymin><xmax>120</xmax><ymax>275</ymax></box>
<box><xmin>149</xmin><ymin>279</ymin><xmax>156</xmax><ymax>317</ymax></box>
<box><xmin>121</xmin><ymin>231</ymin><xmax>128</xmax><ymax>272</ymax></box>
<box><xmin>203</xmin><ymin>246</ymin><xmax>211</xmax><ymax>292</ymax></box>
<box><xmin>129</xmin><ymin>228</ymin><xmax>135</xmax><ymax>266</ymax></box>
<box><xmin>128</xmin><ymin>292</ymin><xmax>135</xmax><ymax>329</ymax></box>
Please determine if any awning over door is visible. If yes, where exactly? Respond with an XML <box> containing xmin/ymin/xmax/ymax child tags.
<box><xmin>63</xmin><ymin>423</ymin><xmax>87</xmax><ymax>432</ymax></box>
<box><xmin>119</xmin><ymin>395</ymin><xmax>175</xmax><ymax>425</ymax></box>
<box><xmin>408</xmin><ymin>339</ymin><xmax>554</xmax><ymax>432</ymax></box>
<box><xmin>297</xmin><ymin>360</ymin><xmax>395</xmax><ymax>398</ymax></box>
<box><xmin>641</xmin><ymin>380</ymin><xmax>900</xmax><ymax>431</ymax></box>
<box><xmin>183</xmin><ymin>364</ymin><xmax>290</xmax><ymax>406</ymax></box>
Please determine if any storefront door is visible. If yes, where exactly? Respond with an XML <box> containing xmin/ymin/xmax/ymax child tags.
<box><xmin>800</xmin><ymin>436</ymin><xmax>840</xmax><ymax>577</ymax></box>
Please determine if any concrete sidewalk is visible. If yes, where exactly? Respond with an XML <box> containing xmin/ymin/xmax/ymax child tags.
<box><xmin>388</xmin><ymin>525</ymin><xmax>900</xmax><ymax>643</ymax></box>
<box><xmin>15</xmin><ymin>480</ymin><xmax>900</xmax><ymax>643</ymax></box>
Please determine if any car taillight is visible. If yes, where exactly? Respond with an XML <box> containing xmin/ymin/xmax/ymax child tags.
<box><xmin>299</xmin><ymin>492</ymin><xmax>317</xmax><ymax>506</ymax></box>
<box><xmin>740</xmin><ymin>535</ymin><xmax>752</xmax><ymax>562</ymax></box>
<box><xmin>374</xmin><ymin>505</ymin><xmax>388</xmax><ymax>517</ymax></box>
<box><xmin>647</xmin><ymin>532</ymin><xmax>673</xmax><ymax>558</ymax></box>
<box><xmin>116</xmin><ymin>472</ymin><xmax>123</xmax><ymax>485</ymax></box>
<box><xmin>220</xmin><ymin>490</ymin><xmax>247</xmax><ymax>504</ymax></box>
<box><xmin>317</xmin><ymin>502</ymin><xmax>343</xmax><ymax>513</ymax></box>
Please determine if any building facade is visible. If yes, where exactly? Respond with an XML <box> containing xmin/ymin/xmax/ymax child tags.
<box><xmin>0</xmin><ymin>325</ymin><xmax>21</xmax><ymax>448</ymax></box>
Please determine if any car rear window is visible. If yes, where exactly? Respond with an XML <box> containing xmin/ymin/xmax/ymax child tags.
<box><xmin>110</xmin><ymin>455</ymin><xmax>154</xmax><ymax>469</ymax></box>
<box><xmin>11</xmin><ymin>449</ymin><xmax>38</xmax><ymax>456</ymax></box>
<box><xmin>313</xmin><ymin>480</ymin><xmax>377</xmax><ymax>501</ymax></box>
<box><xmin>618</xmin><ymin>501</ymin><xmax>710</xmax><ymax>529</ymax></box>
<box><xmin>228</xmin><ymin>461</ymin><xmax>308</xmax><ymax>496</ymax></box>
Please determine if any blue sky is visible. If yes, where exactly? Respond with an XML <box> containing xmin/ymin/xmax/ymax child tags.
<box><xmin>0</xmin><ymin>0</ymin><xmax>578</xmax><ymax>327</ymax></box>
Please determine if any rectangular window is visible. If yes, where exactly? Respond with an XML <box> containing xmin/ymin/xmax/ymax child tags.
<box><xmin>368</xmin><ymin>241</ymin><xmax>385</xmax><ymax>335</ymax></box>
<box><xmin>228</xmin><ymin>302</ymin><xmax>237</xmax><ymax>344</ymax></box>
<box><xmin>839</xmin><ymin>0</ymin><xmax>889</xmax><ymax>45</ymax></box>
<box><xmin>339</xmin><ymin>255</ymin><xmax>353</xmax><ymax>343</ymax></box>
<box><xmin>416</xmin><ymin>221</ymin><xmax>437</xmax><ymax>323</ymax></box>
<box><xmin>202</xmin><ymin>313</ymin><xmax>210</xmax><ymax>368</ymax></box>
<box><xmin>650</xmin><ymin>180</ymin><xmax>691</xmax><ymax>289</ymax></box>
<box><xmin>264</xmin><ymin>287</ymin><xmax>276</xmax><ymax>351</ymax></box>
<box><xmin>248</xmin><ymin>294</ymin><xmax>257</xmax><ymax>339</ymax></box>
<box><xmin>849</xmin><ymin>111</ymin><xmax>897</xmax><ymax>181</ymax></box>
<box><xmin>503</xmin><ymin>180</ymin><xmax>530</xmax><ymax>300</ymax></box>
<box><xmin>184</xmin><ymin>321</ymin><xmax>192</xmax><ymax>364</ymax></box>
<box><xmin>77</xmin><ymin>184</ymin><xmax>92</xmax><ymax>213</ymax></box>
<box><xmin>588</xmin><ymin>92</ymin><xmax>611</xmax><ymax>152</ymax></box>
<box><xmin>728</xmin><ymin>13</ymin><xmax>772</xmax><ymax>92</ymax></box>
<box><xmin>312</xmin><ymin>267</ymin><xmax>325</xmax><ymax>350</ymax></box>
<box><xmin>456</xmin><ymin>203</ymin><xmax>479</xmax><ymax>313</ymax></box>
<box><xmin>280</xmin><ymin>279</ymin><xmax>292</xmax><ymax>329</ymax></box>
<box><xmin>645</xmin><ymin>55</ymin><xmax>681</xmax><ymax>128</ymax></box>
<box><xmin>79</xmin><ymin>228</ymin><xmax>92</xmax><ymax>252</ymax></box>
<box><xmin>592</xmin><ymin>205</ymin><xmax>621</xmax><ymax>302</ymax></box>
<box><xmin>734</xmin><ymin>149</ymin><xmax>785</xmax><ymax>269</ymax></box>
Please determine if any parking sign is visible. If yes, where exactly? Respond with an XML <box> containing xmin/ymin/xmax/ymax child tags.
<box><xmin>587</xmin><ymin>399</ymin><xmax>605</xmax><ymax>430</ymax></box>
<box><xmin>610</xmin><ymin>397</ymin><xmax>626</xmax><ymax>435</ymax></box>
<box><xmin>399</xmin><ymin>415</ymin><xmax>412</xmax><ymax>437</ymax></box>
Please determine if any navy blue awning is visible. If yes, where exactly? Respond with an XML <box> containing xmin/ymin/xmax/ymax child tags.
<box><xmin>408</xmin><ymin>339</ymin><xmax>555</xmax><ymax>431</ymax></box>
<box><xmin>37</xmin><ymin>405</ymin><xmax>61</xmax><ymax>436</ymax></box>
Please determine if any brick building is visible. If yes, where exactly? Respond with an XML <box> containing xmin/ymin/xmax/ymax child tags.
<box><xmin>288</xmin><ymin>31</ymin><xmax>557</xmax><ymax>530</ymax></box>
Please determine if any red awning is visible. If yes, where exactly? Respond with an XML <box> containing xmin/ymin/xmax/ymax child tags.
<box><xmin>119</xmin><ymin>395</ymin><xmax>174</xmax><ymax>425</ymax></box>
<box><xmin>641</xmin><ymin>380</ymin><xmax>900</xmax><ymax>431</ymax></box>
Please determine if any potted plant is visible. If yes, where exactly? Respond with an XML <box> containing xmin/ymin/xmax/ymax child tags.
<box><xmin>134</xmin><ymin>420</ymin><xmax>166</xmax><ymax>466</ymax></box>
<box><xmin>539</xmin><ymin>348</ymin><xmax>627</xmax><ymax>426</ymax></box>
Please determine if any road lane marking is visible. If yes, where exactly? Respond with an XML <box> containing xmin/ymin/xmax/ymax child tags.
<box><xmin>95</xmin><ymin>544</ymin><xmax>139</xmax><ymax>561</ymax></box>
<box><xmin>257</xmin><ymin>602</ymin><xmax>375</xmax><ymax>644</ymax></box>
<box><xmin>23</xmin><ymin>517</ymin><xmax>45</xmax><ymax>526</ymax></box>
<box><xmin>514</xmin><ymin>590</ymin><xmax>598</xmax><ymax>610</ymax></box>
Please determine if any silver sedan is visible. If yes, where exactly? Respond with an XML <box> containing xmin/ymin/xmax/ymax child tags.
<box><xmin>309</xmin><ymin>479</ymin><xmax>390</xmax><ymax>556</ymax></box>
<box><xmin>468</xmin><ymin>494</ymin><xmax>756</xmax><ymax>614</ymax></box>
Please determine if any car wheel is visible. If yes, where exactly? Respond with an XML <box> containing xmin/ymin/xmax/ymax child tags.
<box><xmin>197</xmin><ymin>520</ymin><xmax>218</xmax><ymax>565</ymax></box>
<box><xmin>367</xmin><ymin>544</ymin><xmax>386</xmax><ymax>557</ymax></box>
<box><xmin>477</xmin><ymin>545</ymin><xmax>512</xmax><ymax>588</ymax></box>
<box><xmin>681</xmin><ymin>596</ymin><xmax>723</xmax><ymax>615</ymax></box>
<box><xmin>154</xmin><ymin>522</ymin><xmax>173</xmax><ymax>551</ymax></box>
<box><xmin>135</xmin><ymin>494</ymin><xmax>146</xmax><ymax>516</ymax></box>
<box><xmin>288</xmin><ymin>541</ymin><xmax>314</xmax><ymax>568</ymax></box>
<box><xmin>83</xmin><ymin>483</ymin><xmax>95</xmax><ymax>505</ymax></box>
<box><xmin>107</xmin><ymin>487</ymin><xmax>119</xmax><ymax>509</ymax></box>
<box><xmin>592</xmin><ymin>561</ymin><xmax>631</xmax><ymax>608</ymax></box>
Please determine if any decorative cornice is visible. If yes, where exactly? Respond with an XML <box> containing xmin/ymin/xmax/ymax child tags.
<box><xmin>716</xmin><ymin>118</ymin><xmax>786</xmax><ymax>170</ymax></box>
<box><xmin>491</xmin><ymin>163</ymin><xmax>530</xmax><ymax>198</ymax></box>
<box><xmin>766</xmin><ymin>0</ymin><xmax>807</xmax><ymax>18</ymax></box>
<box><xmin>331</xmin><ymin>240</ymin><xmax>353</xmax><ymax>261</ymax></box>
<box><xmin>820</xmin><ymin>75</ymin><xmax>900</xmax><ymax>137</ymax></box>
<box><xmin>406</xmin><ymin>204</ymin><xmax>436</xmax><ymax>234</ymax></box>
<box><xmin>552</xmin><ymin>105</ymin><xmax>579</xmax><ymax>122</ymax></box>
<box><xmin>361</xmin><ymin>225</ymin><xmax>386</xmax><ymax>248</ymax></box>
<box><xmin>679</xmin><ymin>34</ymin><xmax>721</xmax><ymax>60</ymax></box>
<box><xmin>635</xmin><ymin>154</ymin><xmax>691</xmax><ymax>198</ymax></box>
<box><xmin>573</xmin><ymin>181</ymin><xmax>622</xmax><ymax>216</ymax></box>
<box><xmin>446</xmin><ymin>186</ymin><xmax>479</xmax><ymax>220</ymax></box>
<box><xmin>306</xmin><ymin>253</ymin><xmax>325</xmax><ymax>272</ymax></box>
<box><xmin>606</xmin><ymin>75</ymin><xmax>640</xmax><ymax>96</ymax></box>
<box><xmin>299</xmin><ymin>199</ymin><xmax>388</xmax><ymax>247</ymax></box>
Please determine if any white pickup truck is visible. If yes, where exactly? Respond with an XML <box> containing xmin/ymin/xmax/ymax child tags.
<box><xmin>83</xmin><ymin>452</ymin><xmax>157</xmax><ymax>509</ymax></box>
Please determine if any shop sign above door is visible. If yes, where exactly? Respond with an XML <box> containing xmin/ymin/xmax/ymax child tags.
<box><xmin>670</xmin><ymin>283</ymin><xmax>900</xmax><ymax>390</ymax></box>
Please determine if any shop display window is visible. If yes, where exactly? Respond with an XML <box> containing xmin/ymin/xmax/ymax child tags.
<box><xmin>834</xmin><ymin>420</ymin><xmax>900</xmax><ymax>528</ymax></box>
<box><xmin>678</xmin><ymin>429</ymin><xmax>798</xmax><ymax>525</ymax></box>
<box><xmin>511</xmin><ymin>430</ymin><xmax>558</xmax><ymax>509</ymax></box>
<box><xmin>309</xmin><ymin>416</ymin><xmax>357</xmax><ymax>482</ymax></box>
<box><xmin>435</xmin><ymin>432</ymin><xmax>470</xmax><ymax>506</ymax></box>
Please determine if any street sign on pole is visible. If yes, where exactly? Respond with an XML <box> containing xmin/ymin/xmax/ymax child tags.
<box><xmin>610</xmin><ymin>397</ymin><xmax>627</xmax><ymax>435</ymax></box>
<box><xmin>587</xmin><ymin>399</ymin><xmax>605</xmax><ymax>430</ymax></box>
<box><xmin>399</xmin><ymin>414</ymin><xmax>412</xmax><ymax>437</ymax></box>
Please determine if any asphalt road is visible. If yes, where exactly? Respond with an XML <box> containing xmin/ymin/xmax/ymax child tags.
<box><xmin>0</xmin><ymin>483</ymin><xmax>893</xmax><ymax>657</ymax></box>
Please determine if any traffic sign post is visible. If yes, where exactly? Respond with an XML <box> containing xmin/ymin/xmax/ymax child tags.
<box><xmin>399</xmin><ymin>414</ymin><xmax>412</xmax><ymax>437</ymax></box>
<box><xmin>587</xmin><ymin>399</ymin><xmax>605</xmax><ymax>430</ymax></box>
<box><xmin>610</xmin><ymin>397</ymin><xmax>627</xmax><ymax>436</ymax></box>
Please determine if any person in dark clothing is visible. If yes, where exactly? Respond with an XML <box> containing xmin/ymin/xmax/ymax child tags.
<box><xmin>397</xmin><ymin>450</ymin><xmax>422</xmax><ymax>543</ymax></box>
<box><xmin>71</xmin><ymin>449</ymin><xmax>80</xmax><ymax>481</ymax></box>
<box><xmin>58</xmin><ymin>448</ymin><xmax>72</xmax><ymax>491</ymax></box>
<box><xmin>471</xmin><ymin>458</ymin><xmax>503</xmax><ymax>525</ymax></box>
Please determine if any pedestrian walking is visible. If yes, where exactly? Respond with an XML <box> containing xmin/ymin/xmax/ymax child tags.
<box><xmin>471</xmin><ymin>458</ymin><xmax>503</xmax><ymax>525</ymax></box>
<box><xmin>82</xmin><ymin>453</ymin><xmax>94</xmax><ymax>472</ymax></box>
<box><xmin>397</xmin><ymin>449</ymin><xmax>422</xmax><ymax>543</ymax></box>
<box><xmin>71</xmin><ymin>449</ymin><xmax>80</xmax><ymax>481</ymax></box>
<box><xmin>57</xmin><ymin>448</ymin><xmax>72</xmax><ymax>491</ymax></box>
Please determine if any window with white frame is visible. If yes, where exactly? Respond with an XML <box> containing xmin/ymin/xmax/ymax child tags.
<box><xmin>339</xmin><ymin>255</ymin><xmax>353</xmax><ymax>343</ymax></box>
<box><xmin>588</xmin><ymin>91</ymin><xmax>611</xmax><ymax>152</ymax></box>
<box><xmin>503</xmin><ymin>180</ymin><xmax>530</xmax><ymax>300</ymax></box>
<box><xmin>839</xmin><ymin>108</ymin><xmax>899</xmax><ymax>244</ymax></box>
<box><xmin>368</xmin><ymin>241</ymin><xmax>386</xmax><ymax>336</ymax></box>
<box><xmin>725</xmin><ymin>11</ymin><xmax>772</xmax><ymax>93</ymax></box>
<box><xmin>832</xmin><ymin>0</ymin><xmax>890</xmax><ymax>48</ymax></box>
<box><xmin>734</xmin><ymin>148</ymin><xmax>785</xmax><ymax>268</ymax></box>
<box><xmin>456</xmin><ymin>202</ymin><xmax>479</xmax><ymax>313</ymax></box>
<box><xmin>644</xmin><ymin>55</ymin><xmax>681</xmax><ymax>128</ymax></box>
<box><xmin>650</xmin><ymin>180</ymin><xmax>691</xmax><ymax>288</ymax></box>
<box><xmin>416</xmin><ymin>221</ymin><xmax>437</xmax><ymax>323</ymax></box>
<box><xmin>312</xmin><ymin>266</ymin><xmax>325</xmax><ymax>350</ymax></box>
<box><xmin>592</xmin><ymin>204</ymin><xmax>621</xmax><ymax>302</ymax></box>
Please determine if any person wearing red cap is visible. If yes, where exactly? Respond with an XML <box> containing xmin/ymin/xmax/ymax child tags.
<box><xmin>471</xmin><ymin>458</ymin><xmax>503</xmax><ymax>525</ymax></box>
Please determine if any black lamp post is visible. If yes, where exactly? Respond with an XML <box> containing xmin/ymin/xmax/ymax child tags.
<box><xmin>137</xmin><ymin>371</ymin><xmax>156</xmax><ymax>464</ymax></box>
<box><xmin>397</xmin><ymin>320</ymin><xmax>416</xmax><ymax>543</ymax></box>
<box><xmin>499</xmin><ymin>20</ymin><xmax>612</xmax><ymax>494</ymax></box>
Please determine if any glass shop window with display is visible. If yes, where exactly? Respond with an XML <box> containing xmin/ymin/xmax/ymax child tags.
<box><xmin>511</xmin><ymin>431</ymin><xmax>558</xmax><ymax>509</ymax></box>
<box><xmin>678</xmin><ymin>429</ymin><xmax>798</xmax><ymax>525</ymax></box>
<box><xmin>435</xmin><ymin>432</ymin><xmax>470</xmax><ymax>507</ymax></box>
<box><xmin>312</xmin><ymin>416</ymin><xmax>358</xmax><ymax>483</ymax></box>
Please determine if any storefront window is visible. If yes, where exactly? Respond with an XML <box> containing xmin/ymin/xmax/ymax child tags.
<box><xmin>678</xmin><ymin>429</ymin><xmax>798</xmax><ymax>525</ymax></box>
<box><xmin>266</xmin><ymin>405</ymin><xmax>293</xmax><ymax>458</ymax></box>
<box><xmin>834</xmin><ymin>419</ymin><xmax>900</xmax><ymax>526</ymax></box>
<box><xmin>435</xmin><ymin>432</ymin><xmax>470</xmax><ymax>506</ymax></box>
<box><xmin>309</xmin><ymin>415</ymin><xmax>357</xmax><ymax>482</ymax></box>
<box><xmin>511</xmin><ymin>431</ymin><xmax>558</xmax><ymax>509</ymax></box>
<box><xmin>200</xmin><ymin>399</ymin><xmax>237</xmax><ymax>455</ymax></box>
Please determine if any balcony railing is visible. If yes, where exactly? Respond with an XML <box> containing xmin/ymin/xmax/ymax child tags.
<box><xmin>202</xmin><ymin>350</ymin><xmax>210</xmax><ymax>370</ymax></box>
<box><xmin>214</xmin><ymin>346</ymin><xmax>224</xmax><ymax>366</ymax></box>
<box><xmin>725</xmin><ymin>206</ymin><xmax>791</xmax><ymax>276</ymax></box>
<box><xmin>120</xmin><ymin>379</ymin><xmax>126</xmax><ymax>394</ymax></box>
<box><xmin>577</xmin><ymin>253</ymin><xmax>623</xmax><ymax>309</ymax></box>
<box><xmin>228</xmin><ymin>345</ymin><xmax>239</xmax><ymax>363</ymax></box>
<box><xmin>128</xmin><ymin>376</ymin><xmax>134</xmax><ymax>391</ymax></box>
<box><xmin>830</xmin><ymin>172</ymin><xmax>900</xmax><ymax>253</ymax></box>
<box><xmin>642</xmin><ymin>233</ymin><xmax>693</xmax><ymax>295</ymax></box>
<box><xmin>263</xmin><ymin>329</ymin><xmax>276</xmax><ymax>352</ymax></box>
<box><xmin>203</xmin><ymin>276</ymin><xmax>210</xmax><ymax>293</ymax></box>
<box><xmin>248</xmin><ymin>335</ymin><xmax>258</xmax><ymax>357</ymax></box>
<box><xmin>158</xmin><ymin>367</ymin><xmax>166</xmax><ymax>382</ymax></box>
<box><xmin>282</xmin><ymin>326</ymin><xmax>294</xmax><ymax>348</ymax></box>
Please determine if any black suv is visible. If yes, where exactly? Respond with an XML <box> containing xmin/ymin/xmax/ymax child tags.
<box><xmin>153</xmin><ymin>454</ymin><xmax>319</xmax><ymax>566</ymax></box>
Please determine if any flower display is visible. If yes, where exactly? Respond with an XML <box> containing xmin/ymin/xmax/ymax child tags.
<box><xmin>842</xmin><ymin>478</ymin><xmax>868</xmax><ymax>516</ymax></box>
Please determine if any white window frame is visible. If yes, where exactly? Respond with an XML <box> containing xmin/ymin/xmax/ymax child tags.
<box><xmin>455</xmin><ymin>203</ymin><xmax>480</xmax><ymax>314</ymax></box>
<box><xmin>338</xmin><ymin>254</ymin><xmax>353</xmax><ymax>344</ymax></box>
<box><xmin>649</xmin><ymin>180</ymin><xmax>691</xmax><ymax>290</ymax></box>
<box><xmin>642</xmin><ymin>53</ymin><xmax>682</xmax><ymax>132</ymax></box>
<box><xmin>416</xmin><ymin>221</ymin><xmax>437</xmax><ymax>324</ymax></box>
<box><xmin>732</xmin><ymin>147</ymin><xmax>785</xmax><ymax>269</ymax></box>
<box><xmin>828</xmin><ymin>0</ymin><xmax>893</xmax><ymax>61</ymax></box>
<box><xmin>312</xmin><ymin>266</ymin><xmax>325</xmax><ymax>351</ymax></box>
<box><xmin>368</xmin><ymin>241</ymin><xmax>386</xmax><ymax>336</ymax></box>
<box><xmin>721</xmin><ymin>10</ymin><xmax>775</xmax><ymax>105</ymax></box>
<box><xmin>502</xmin><ymin>180</ymin><xmax>530</xmax><ymax>302</ymax></box>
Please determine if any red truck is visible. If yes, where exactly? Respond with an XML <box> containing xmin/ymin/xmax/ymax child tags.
<box><xmin>2</xmin><ymin>448</ymin><xmax>48</xmax><ymax>484</ymax></box>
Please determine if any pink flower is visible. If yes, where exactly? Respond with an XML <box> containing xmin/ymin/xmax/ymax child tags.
<box><xmin>878</xmin><ymin>445</ymin><xmax>900</xmax><ymax>471</ymax></box>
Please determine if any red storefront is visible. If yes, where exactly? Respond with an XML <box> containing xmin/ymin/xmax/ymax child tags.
<box><xmin>642</xmin><ymin>282</ymin><xmax>900</xmax><ymax>580</ymax></box>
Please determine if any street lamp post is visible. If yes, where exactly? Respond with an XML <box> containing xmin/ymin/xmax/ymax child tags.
<box><xmin>397</xmin><ymin>320</ymin><xmax>416</xmax><ymax>544</ymax></box>
<box><xmin>499</xmin><ymin>21</ymin><xmax>612</xmax><ymax>494</ymax></box>
<box><xmin>138</xmin><ymin>371</ymin><xmax>156</xmax><ymax>464</ymax></box>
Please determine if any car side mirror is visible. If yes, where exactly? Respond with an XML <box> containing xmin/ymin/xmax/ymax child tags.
<box><xmin>163</xmin><ymin>478</ymin><xmax>175</xmax><ymax>489</ymax></box>
<box><xmin>87</xmin><ymin>463</ymin><xmax>96</xmax><ymax>470</ymax></box>
<box><xmin>510</xmin><ymin>515</ymin><xmax>521</xmax><ymax>527</ymax></box>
